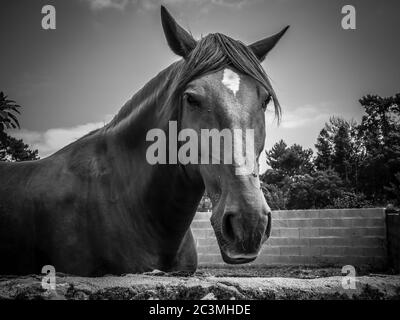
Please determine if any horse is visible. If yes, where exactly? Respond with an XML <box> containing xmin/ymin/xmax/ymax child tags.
<box><xmin>0</xmin><ymin>6</ymin><xmax>288</xmax><ymax>276</ymax></box>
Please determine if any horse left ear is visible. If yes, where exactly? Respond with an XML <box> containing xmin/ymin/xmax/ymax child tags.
<box><xmin>161</xmin><ymin>6</ymin><xmax>197</xmax><ymax>58</ymax></box>
<box><xmin>249</xmin><ymin>26</ymin><xmax>290</xmax><ymax>61</ymax></box>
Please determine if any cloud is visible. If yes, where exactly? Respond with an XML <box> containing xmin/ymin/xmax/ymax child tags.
<box><xmin>82</xmin><ymin>0</ymin><xmax>251</xmax><ymax>11</ymax></box>
<box><xmin>10</xmin><ymin>120</ymin><xmax>112</xmax><ymax>158</ymax></box>
<box><xmin>83</xmin><ymin>0</ymin><xmax>130</xmax><ymax>11</ymax></box>
<box><xmin>265</xmin><ymin>103</ymin><xmax>333</xmax><ymax>130</ymax></box>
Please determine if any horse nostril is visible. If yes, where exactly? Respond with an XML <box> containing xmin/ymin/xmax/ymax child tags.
<box><xmin>222</xmin><ymin>213</ymin><xmax>236</xmax><ymax>243</ymax></box>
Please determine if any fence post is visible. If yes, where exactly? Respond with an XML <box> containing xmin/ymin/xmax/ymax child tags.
<box><xmin>385</xmin><ymin>207</ymin><xmax>400</xmax><ymax>273</ymax></box>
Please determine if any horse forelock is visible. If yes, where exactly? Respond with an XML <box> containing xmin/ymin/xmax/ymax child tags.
<box><xmin>175</xmin><ymin>33</ymin><xmax>281</xmax><ymax>121</ymax></box>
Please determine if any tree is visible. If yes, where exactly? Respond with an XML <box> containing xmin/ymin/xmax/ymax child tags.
<box><xmin>333</xmin><ymin>124</ymin><xmax>352</xmax><ymax>183</ymax></box>
<box><xmin>0</xmin><ymin>131</ymin><xmax>39</xmax><ymax>162</ymax></box>
<box><xmin>0</xmin><ymin>91</ymin><xmax>39</xmax><ymax>162</ymax></box>
<box><xmin>314</xmin><ymin>128</ymin><xmax>332</xmax><ymax>171</ymax></box>
<box><xmin>315</xmin><ymin>116</ymin><xmax>362</xmax><ymax>188</ymax></box>
<box><xmin>261</xmin><ymin>140</ymin><xmax>314</xmax><ymax>209</ymax></box>
<box><xmin>265</xmin><ymin>140</ymin><xmax>287</xmax><ymax>172</ymax></box>
<box><xmin>265</xmin><ymin>140</ymin><xmax>314</xmax><ymax>178</ymax></box>
<box><xmin>0</xmin><ymin>91</ymin><xmax>21</xmax><ymax>132</ymax></box>
<box><xmin>261</xmin><ymin>183</ymin><xmax>286</xmax><ymax>210</ymax></box>
<box><xmin>261</xmin><ymin>93</ymin><xmax>400</xmax><ymax>209</ymax></box>
<box><xmin>286</xmin><ymin>169</ymin><xmax>345</xmax><ymax>209</ymax></box>
<box><xmin>357</xmin><ymin>94</ymin><xmax>400</xmax><ymax>201</ymax></box>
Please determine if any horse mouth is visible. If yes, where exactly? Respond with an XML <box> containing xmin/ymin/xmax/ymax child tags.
<box><xmin>220</xmin><ymin>250</ymin><xmax>258</xmax><ymax>264</ymax></box>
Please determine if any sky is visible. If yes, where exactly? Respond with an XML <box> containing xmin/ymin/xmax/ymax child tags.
<box><xmin>0</xmin><ymin>0</ymin><xmax>399</xmax><ymax>172</ymax></box>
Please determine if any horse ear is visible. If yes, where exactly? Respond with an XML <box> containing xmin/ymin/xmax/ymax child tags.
<box><xmin>161</xmin><ymin>6</ymin><xmax>197</xmax><ymax>58</ymax></box>
<box><xmin>249</xmin><ymin>26</ymin><xmax>290</xmax><ymax>61</ymax></box>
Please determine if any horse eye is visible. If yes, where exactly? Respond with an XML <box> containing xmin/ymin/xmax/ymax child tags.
<box><xmin>184</xmin><ymin>93</ymin><xmax>199</xmax><ymax>106</ymax></box>
<box><xmin>262</xmin><ymin>95</ymin><xmax>272</xmax><ymax>110</ymax></box>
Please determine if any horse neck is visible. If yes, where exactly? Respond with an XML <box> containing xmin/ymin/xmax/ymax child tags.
<box><xmin>105</xmin><ymin>62</ymin><xmax>204</xmax><ymax>231</ymax></box>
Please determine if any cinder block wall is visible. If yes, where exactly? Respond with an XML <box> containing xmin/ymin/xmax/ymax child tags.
<box><xmin>191</xmin><ymin>208</ymin><xmax>387</xmax><ymax>267</ymax></box>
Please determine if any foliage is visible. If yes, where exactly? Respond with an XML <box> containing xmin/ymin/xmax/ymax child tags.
<box><xmin>0</xmin><ymin>131</ymin><xmax>39</xmax><ymax>162</ymax></box>
<box><xmin>0</xmin><ymin>91</ymin><xmax>21</xmax><ymax>131</ymax></box>
<box><xmin>357</xmin><ymin>94</ymin><xmax>400</xmax><ymax>202</ymax></box>
<box><xmin>330</xmin><ymin>191</ymin><xmax>372</xmax><ymax>209</ymax></box>
<box><xmin>0</xmin><ymin>92</ymin><xmax>39</xmax><ymax>162</ymax></box>
<box><xmin>266</xmin><ymin>139</ymin><xmax>314</xmax><ymax>177</ymax></box>
<box><xmin>262</xmin><ymin>93</ymin><xmax>400</xmax><ymax>209</ymax></box>
<box><xmin>286</xmin><ymin>170</ymin><xmax>345</xmax><ymax>209</ymax></box>
<box><xmin>315</xmin><ymin>116</ymin><xmax>363</xmax><ymax>187</ymax></box>
<box><xmin>261</xmin><ymin>182</ymin><xmax>287</xmax><ymax>210</ymax></box>
<box><xmin>197</xmin><ymin>194</ymin><xmax>212</xmax><ymax>212</ymax></box>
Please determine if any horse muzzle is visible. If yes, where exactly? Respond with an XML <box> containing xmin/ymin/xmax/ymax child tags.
<box><xmin>211</xmin><ymin>208</ymin><xmax>271</xmax><ymax>264</ymax></box>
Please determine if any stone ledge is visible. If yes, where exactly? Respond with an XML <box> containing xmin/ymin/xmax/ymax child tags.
<box><xmin>1</xmin><ymin>273</ymin><xmax>399</xmax><ymax>300</ymax></box>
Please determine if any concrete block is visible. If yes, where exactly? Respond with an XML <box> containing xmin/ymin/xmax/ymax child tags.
<box><xmin>286</xmin><ymin>219</ymin><xmax>312</xmax><ymax>228</ymax></box>
<box><xmin>351</xmin><ymin>237</ymin><xmax>385</xmax><ymax>247</ymax></box>
<box><xmin>279</xmin><ymin>228</ymin><xmax>300</xmax><ymax>238</ymax></box>
<box><xmin>361</xmin><ymin>247</ymin><xmax>386</xmax><ymax>257</ymax></box>
<box><xmin>197</xmin><ymin>245</ymin><xmax>221</xmax><ymax>255</ymax></box>
<box><xmin>364</xmin><ymin>227</ymin><xmax>385</xmax><ymax>237</ymax></box>
<box><xmin>261</xmin><ymin>246</ymin><xmax>280</xmax><ymax>255</ymax></box>
<box><xmin>280</xmin><ymin>246</ymin><xmax>301</xmax><ymax>256</ymax></box>
<box><xmin>299</xmin><ymin>228</ymin><xmax>320</xmax><ymax>238</ymax></box>
<box><xmin>320</xmin><ymin>246</ymin><xmax>346</xmax><ymax>256</ymax></box>
<box><xmin>194</xmin><ymin>212</ymin><xmax>212</xmax><ymax>221</ymax></box>
<box><xmin>309</xmin><ymin>219</ymin><xmax>331</xmax><ymax>228</ymax></box>
<box><xmin>319</xmin><ymin>228</ymin><xmax>346</xmax><ymax>237</ymax></box>
<box><xmin>267</xmin><ymin>237</ymin><xmax>310</xmax><ymax>246</ymax></box>
<box><xmin>254</xmin><ymin>255</ymin><xmax>283</xmax><ymax>264</ymax></box>
<box><xmin>351</xmin><ymin>218</ymin><xmax>384</xmax><ymax>228</ymax></box>
<box><xmin>275</xmin><ymin>210</ymin><xmax>320</xmax><ymax>219</ymax></box>
<box><xmin>330</xmin><ymin>218</ymin><xmax>353</xmax><ymax>228</ymax></box>
<box><xmin>197</xmin><ymin>254</ymin><xmax>224</xmax><ymax>264</ymax></box>
<box><xmin>271</xmin><ymin>219</ymin><xmax>289</xmax><ymax>228</ymax></box>
<box><xmin>300</xmin><ymin>246</ymin><xmax>321</xmax><ymax>257</ymax></box>
<box><xmin>270</xmin><ymin>228</ymin><xmax>280</xmax><ymax>237</ymax></box>
<box><xmin>197</xmin><ymin>238</ymin><xmax>218</xmax><ymax>247</ymax></box>
<box><xmin>192</xmin><ymin>229</ymin><xmax>216</xmax><ymax>239</ymax></box>
<box><xmin>308</xmin><ymin>237</ymin><xmax>350</xmax><ymax>246</ymax></box>
<box><xmin>191</xmin><ymin>220</ymin><xmax>212</xmax><ymax>229</ymax></box>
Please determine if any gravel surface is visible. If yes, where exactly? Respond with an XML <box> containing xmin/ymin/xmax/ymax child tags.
<box><xmin>1</xmin><ymin>266</ymin><xmax>399</xmax><ymax>300</ymax></box>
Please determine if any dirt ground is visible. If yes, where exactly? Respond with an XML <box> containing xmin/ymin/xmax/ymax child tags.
<box><xmin>1</xmin><ymin>266</ymin><xmax>399</xmax><ymax>300</ymax></box>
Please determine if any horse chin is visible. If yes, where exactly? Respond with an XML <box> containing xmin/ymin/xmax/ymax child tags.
<box><xmin>220</xmin><ymin>249</ymin><xmax>258</xmax><ymax>264</ymax></box>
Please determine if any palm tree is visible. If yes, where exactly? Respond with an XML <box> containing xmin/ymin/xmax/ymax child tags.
<box><xmin>0</xmin><ymin>91</ymin><xmax>21</xmax><ymax>132</ymax></box>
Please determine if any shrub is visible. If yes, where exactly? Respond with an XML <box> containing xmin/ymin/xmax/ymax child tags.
<box><xmin>286</xmin><ymin>170</ymin><xmax>345</xmax><ymax>209</ymax></box>
<box><xmin>330</xmin><ymin>191</ymin><xmax>372</xmax><ymax>209</ymax></box>
<box><xmin>261</xmin><ymin>183</ymin><xmax>287</xmax><ymax>210</ymax></box>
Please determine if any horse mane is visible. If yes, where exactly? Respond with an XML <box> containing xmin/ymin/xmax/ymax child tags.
<box><xmin>106</xmin><ymin>63</ymin><xmax>179</xmax><ymax>129</ymax></box>
<box><xmin>88</xmin><ymin>32</ymin><xmax>281</xmax><ymax>138</ymax></box>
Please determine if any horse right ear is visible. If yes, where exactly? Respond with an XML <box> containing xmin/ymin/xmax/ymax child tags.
<box><xmin>161</xmin><ymin>6</ymin><xmax>196</xmax><ymax>58</ymax></box>
<box><xmin>249</xmin><ymin>26</ymin><xmax>290</xmax><ymax>61</ymax></box>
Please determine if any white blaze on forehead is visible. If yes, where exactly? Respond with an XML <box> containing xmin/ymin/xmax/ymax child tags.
<box><xmin>222</xmin><ymin>69</ymin><xmax>240</xmax><ymax>96</ymax></box>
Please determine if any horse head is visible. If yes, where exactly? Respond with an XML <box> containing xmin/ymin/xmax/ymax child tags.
<box><xmin>160</xmin><ymin>7</ymin><xmax>289</xmax><ymax>264</ymax></box>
